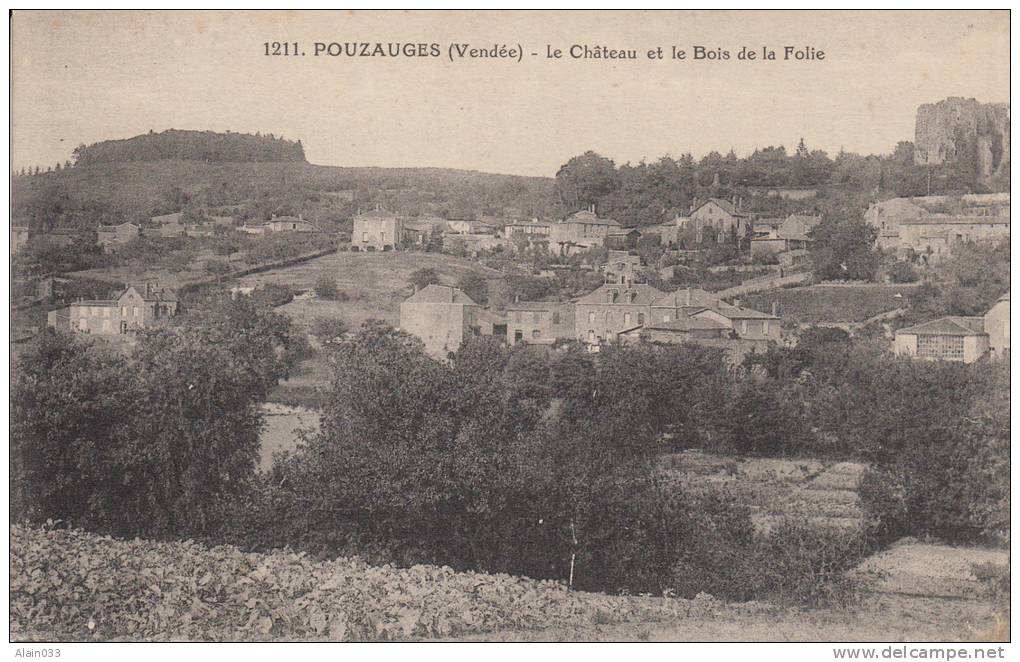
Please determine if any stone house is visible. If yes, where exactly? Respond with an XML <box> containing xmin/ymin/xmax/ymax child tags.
<box><xmin>399</xmin><ymin>284</ymin><xmax>481</xmax><ymax>359</ymax></box>
<box><xmin>97</xmin><ymin>222</ymin><xmax>141</xmax><ymax>251</ymax></box>
<box><xmin>893</xmin><ymin>216</ymin><xmax>1010</xmax><ymax>262</ymax></box>
<box><xmin>751</xmin><ymin>214</ymin><xmax>820</xmax><ymax>255</ymax></box>
<box><xmin>47</xmin><ymin>283</ymin><xmax>178</xmax><ymax>335</ymax></box>
<box><xmin>574</xmin><ymin>282</ymin><xmax>665</xmax><ymax>344</ymax></box>
<box><xmin>506</xmin><ymin>301</ymin><xmax>575</xmax><ymax>345</ymax></box>
<box><xmin>547</xmin><ymin>208</ymin><xmax>621</xmax><ymax>256</ymax></box>
<box><xmin>604</xmin><ymin>228</ymin><xmax>642</xmax><ymax>251</ymax></box>
<box><xmin>650</xmin><ymin>288</ymin><xmax>781</xmax><ymax>342</ymax></box>
<box><xmin>601</xmin><ymin>250</ymin><xmax>642</xmax><ymax>284</ymax></box>
<box><xmin>353</xmin><ymin>208</ymin><xmax>403</xmax><ymax>251</ymax></box>
<box><xmin>685</xmin><ymin>198</ymin><xmax>752</xmax><ymax>245</ymax></box>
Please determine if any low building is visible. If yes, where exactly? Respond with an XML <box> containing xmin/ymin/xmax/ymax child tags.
<box><xmin>650</xmin><ymin>288</ymin><xmax>781</xmax><ymax>342</ymax></box>
<box><xmin>604</xmin><ymin>228</ymin><xmax>642</xmax><ymax>251</ymax></box>
<box><xmin>238</xmin><ymin>223</ymin><xmax>269</xmax><ymax>235</ymax></box>
<box><xmin>894</xmin><ymin>317</ymin><xmax>990</xmax><ymax>363</ymax></box>
<box><xmin>601</xmin><ymin>250</ymin><xmax>642</xmax><ymax>284</ymax></box>
<box><xmin>47</xmin><ymin>283</ymin><xmax>178</xmax><ymax>335</ymax></box>
<box><xmin>399</xmin><ymin>284</ymin><xmax>482</xmax><ymax>359</ymax></box>
<box><xmin>97</xmin><ymin>222</ymin><xmax>141</xmax><ymax>250</ymax></box>
<box><xmin>353</xmin><ymin>208</ymin><xmax>403</xmax><ymax>251</ymax></box>
<box><xmin>895</xmin><ymin>293</ymin><xmax>1010</xmax><ymax>363</ymax></box>
<box><xmin>267</xmin><ymin>215</ymin><xmax>319</xmax><ymax>233</ymax></box>
<box><xmin>506</xmin><ymin>301</ymin><xmax>575</xmax><ymax>345</ymax></box>
<box><xmin>751</xmin><ymin>214</ymin><xmax>821</xmax><ymax>255</ymax></box>
<box><xmin>38</xmin><ymin>228</ymin><xmax>77</xmax><ymax>248</ymax></box>
<box><xmin>446</xmin><ymin>219</ymin><xmax>497</xmax><ymax>235</ymax></box>
<box><xmin>504</xmin><ymin>219</ymin><xmax>551</xmax><ymax>241</ymax></box>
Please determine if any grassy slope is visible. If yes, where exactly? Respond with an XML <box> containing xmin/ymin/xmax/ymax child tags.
<box><xmin>742</xmin><ymin>284</ymin><xmax>919</xmax><ymax>324</ymax></box>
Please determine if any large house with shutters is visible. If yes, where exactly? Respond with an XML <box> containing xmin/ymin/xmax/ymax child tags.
<box><xmin>47</xmin><ymin>283</ymin><xmax>178</xmax><ymax>335</ymax></box>
<box><xmin>547</xmin><ymin>208</ymin><xmax>621</xmax><ymax>256</ymax></box>
<box><xmin>574</xmin><ymin>282</ymin><xmax>666</xmax><ymax>344</ymax></box>
<box><xmin>683</xmin><ymin>198</ymin><xmax>752</xmax><ymax>245</ymax></box>
<box><xmin>352</xmin><ymin>208</ymin><xmax>404</xmax><ymax>251</ymax></box>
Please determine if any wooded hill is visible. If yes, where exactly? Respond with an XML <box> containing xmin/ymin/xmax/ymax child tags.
<box><xmin>69</xmin><ymin>129</ymin><xmax>307</xmax><ymax>166</ymax></box>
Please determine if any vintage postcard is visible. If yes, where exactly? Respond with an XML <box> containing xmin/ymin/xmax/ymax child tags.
<box><xmin>7</xmin><ymin>8</ymin><xmax>1011</xmax><ymax>656</ymax></box>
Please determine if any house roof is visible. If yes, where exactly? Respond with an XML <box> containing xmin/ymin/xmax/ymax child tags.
<box><xmin>403</xmin><ymin>284</ymin><xmax>477</xmax><ymax>305</ymax></box>
<box><xmin>695</xmin><ymin>198</ymin><xmax>750</xmax><ymax>217</ymax></box>
<box><xmin>576</xmin><ymin>282</ymin><xmax>665</xmax><ymax>305</ymax></box>
<box><xmin>563</xmin><ymin>210</ymin><xmax>621</xmax><ymax>227</ymax></box>
<box><xmin>356</xmin><ymin>208</ymin><xmax>399</xmax><ymax>219</ymax></box>
<box><xmin>506</xmin><ymin>301</ymin><xmax>562</xmax><ymax>312</ymax></box>
<box><xmin>651</xmin><ymin>288</ymin><xmax>719</xmax><ymax>308</ymax></box>
<box><xmin>710</xmin><ymin>302</ymin><xmax>779</xmax><ymax>320</ymax></box>
<box><xmin>896</xmin><ymin>316</ymin><xmax>987</xmax><ymax>337</ymax></box>
<box><xmin>151</xmin><ymin>212</ymin><xmax>183</xmax><ymax>224</ymax></box>
<box><xmin>98</xmin><ymin>222</ymin><xmax>140</xmax><ymax>231</ymax></box>
<box><xmin>900</xmin><ymin>215</ymin><xmax>1011</xmax><ymax>226</ymax></box>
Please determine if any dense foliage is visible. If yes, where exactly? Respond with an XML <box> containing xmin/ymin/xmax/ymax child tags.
<box><xmin>71</xmin><ymin>130</ymin><xmax>307</xmax><ymax>166</ymax></box>
<box><xmin>11</xmin><ymin>299</ymin><xmax>305</xmax><ymax>539</ymax></box>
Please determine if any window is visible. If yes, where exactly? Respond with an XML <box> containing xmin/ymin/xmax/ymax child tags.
<box><xmin>763</xmin><ymin>320</ymin><xmax>770</xmax><ymax>335</ymax></box>
<box><xmin>362</xmin><ymin>232</ymin><xmax>368</xmax><ymax>242</ymax></box>
<box><xmin>552</xmin><ymin>312</ymin><xmax>561</xmax><ymax>324</ymax></box>
<box><xmin>605</xmin><ymin>311</ymin><xmax>611</xmax><ymax>323</ymax></box>
<box><xmin>133</xmin><ymin>307</ymin><xmax>139</xmax><ymax>317</ymax></box>
<box><xmin>916</xmin><ymin>334</ymin><xmax>965</xmax><ymax>360</ymax></box>
<box><xmin>638</xmin><ymin>313</ymin><xmax>645</xmax><ymax>325</ymax></box>
<box><xmin>532</xmin><ymin>330</ymin><xmax>541</xmax><ymax>339</ymax></box>
<box><xmin>588</xmin><ymin>311</ymin><xmax>596</xmax><ymax>323</ymax></box>
<box><xmin>513</xmin><ymin>311</ymin><xmax>522</xmax><ymax>323</ymax></box>
<box><xmin>624</xmin><ymin>312</ymin><xmax>631</xmax><ymax>326</ymax></box>
<box><xmin>121</xmin><ymin>306</ymin><xmax>127</xmax><ymax>317</ymax></box>
<box><xmin>740</xmin><ymin>320</ymin><xmax>748</xmax><ymax>334</ymax></box>
<box><xmin>587</xmin><ymin>330</ymin><xmax>595</xmax><ymax>342</ymax></box>
<box><xmin>663</xmin><ymin>315</ymin><xmax>670</xmax><ymax>322</ymax></box>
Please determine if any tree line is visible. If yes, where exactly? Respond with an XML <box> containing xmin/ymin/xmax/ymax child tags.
<box><xmin>69</xmin><ymin>129</ymin><xmax>307</xmax><ymax>167</ymax></box>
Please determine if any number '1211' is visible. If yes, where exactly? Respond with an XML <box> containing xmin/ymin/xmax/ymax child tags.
<box><xmin>264</xmin><ymin>42</ymin><xmax>301</xmax><ymax>56</ymax></box>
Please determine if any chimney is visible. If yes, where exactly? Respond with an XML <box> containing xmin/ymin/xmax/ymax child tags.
<box><xmin>515</xmin><ymin>294</ymin><xmax>520</xmax><ymax>303</ymax></box>
<box><xmin>733</xmin><ymin>297</ymin><xmax>741</xmax><ymax>308</ymax></box>
<box><xmin>772</xmin><ymin>301</ymin><xmax>778</xmax><ymax>316</ymax></box>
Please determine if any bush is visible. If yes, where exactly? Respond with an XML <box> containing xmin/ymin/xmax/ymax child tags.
<box><xmin>314</xmin><ymin>274</ymin><xmax>339</xmax><ymax>300</ymax></box>
<box><xmin>886</xmin><ymin>260</ymin><xmax>919</xmax><ymax>283</ymax></box>
<box><xmin>310</xmin><ymin>316</ymin><xmax>349</xmax><ymax>344</ymax></box>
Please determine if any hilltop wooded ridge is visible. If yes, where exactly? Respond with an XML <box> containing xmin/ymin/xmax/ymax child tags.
<box><xmin>70</xmin><ymin>129</ymin><xmax>307</xmax><ymax>166</ymax></box>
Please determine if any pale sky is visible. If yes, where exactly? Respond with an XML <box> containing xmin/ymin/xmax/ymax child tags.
<box><xmin>11</xmin><ymin>10</ymin><xmax>1010</xmax><ymax>177</ymax></box>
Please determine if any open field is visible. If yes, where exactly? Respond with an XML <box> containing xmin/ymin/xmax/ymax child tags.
<box><xmin>239</xmin><ymin>250</ymin><xmax>504</xmax><ymax>330</ymax></box>
<box><xmin>660</xmin><ymin>450</ymin><xmax>867</xmax><ymax>532</ymax></box>
<box><xmin>742</xmin><ymin>284</ymin><xmax>919</xmax><ymax>324</ymax></box>
<box><xmin>65</xmin><ymin>248</ymin><xmax>233</xmax><ymax>289</ymax></box>
<box><xmin>11</xmin><ymin>525</ymin><xmax>1006</xmax><ymax>642</ymax></box>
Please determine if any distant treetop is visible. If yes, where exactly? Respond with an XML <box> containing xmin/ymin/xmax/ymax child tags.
<box><xmin>71</xmin><ymin>129</ymin><xmax>307</xmax><ymax>166</ymax></box>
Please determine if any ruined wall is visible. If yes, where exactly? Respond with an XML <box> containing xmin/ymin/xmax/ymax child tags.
<box><xmin>914</xmin><ymin>97</ymin><xmax>1010</xmax><ymax>178</ymax></box>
